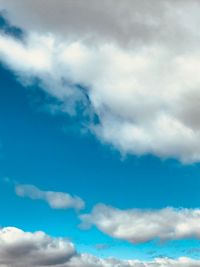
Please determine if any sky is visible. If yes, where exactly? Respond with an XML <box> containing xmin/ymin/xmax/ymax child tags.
<box><xmin>1</xmin><ymin>1</ymin><xmax>200</xmax><ymax>266</ymax></box>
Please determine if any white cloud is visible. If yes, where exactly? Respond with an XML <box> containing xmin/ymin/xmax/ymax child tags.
<box><xmin>0</xmin><ymin>226</ymin><xmax>200</xmax><ymax>267</ymax></box>
<box><xmin>67</xmin><ymin>256</ymin><xmax>200</xmax><ymax>267</ymax></box>
<box><xmin>80</xmin><ymin>204</ymin><xmax>200</xmax><ymax>243</ymax></box>
<box><xmin>15</xmin><ymin>184</ymin><xmax>85</xmax><ymax>211</ymax></box>
<box><xmin>1</xmin><ymin>1</ymin><xmax>200</xmax><ymax>162</ymax></box>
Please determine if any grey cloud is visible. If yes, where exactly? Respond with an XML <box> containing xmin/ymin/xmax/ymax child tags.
<box><xmin>0</xmin><ymin>227</ymin><xmax>75</xmax><ymax>267</ymax></box>
<box><xmin>0</xmin><ymin>0</ymin><xmax>174</xmax><ymax>45</ymax></box>
<box><xmin>15</xmin><ymin>184</ymin><xmax>85</xmax><ymax>210</ymax></box>
<box><xmin>0</xmin><ymin>227</ymin><xmax>200</xmax><ymax>267</ymax></box>
<box><xmin>0</xmin><ymin>0</ymin><xmax>200</xmax><ymax>48</ymax></box>
<box><xmin>80</xmin><ymin>204</ymin><xmax>200</xmax><ymax>243</ymax></box>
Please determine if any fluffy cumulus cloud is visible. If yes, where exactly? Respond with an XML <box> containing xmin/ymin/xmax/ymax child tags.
<box><xmin>15</xmin><ymin>184</ymin><xmax>85</xmax><ymax>210</ymax></box>
<box><xmin>81</xmin><ymin>204</ymin><xmax>200</xmax><ymax>243</ymax></box>
<box><xmin>0</xmin><ymin>227</ymin><xmax>75</xmax><ymax>267</ymax></box>
<box><xmin>1</xmin><ymin>0</ymin><xmax>200</xmax><ymax>162</ymax></box>
<box><xmin>0</xmin><ymin>226</ymin><xmax>200</xmax><ymax>267</ymax></box>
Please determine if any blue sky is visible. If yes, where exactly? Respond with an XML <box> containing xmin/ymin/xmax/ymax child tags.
<box><xmin>1</xmin><ymin>1</ymin><xmax>200</xmax><ymax>267</ymax></box>
<box><xmin>1</xmin><ymin>53</ymin><xmax>200</xmax><ymax>261</ymax></box>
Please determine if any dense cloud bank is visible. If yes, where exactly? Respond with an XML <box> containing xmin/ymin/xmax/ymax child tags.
<box><xmin>0</xmin><ymin>227</ymin><xmax>200</xmax><ymax>267</ymax></box>
<box><xmin>1</xmin><ymin>1</ymin><xmax>200</xmax><ymax>162</ymax></box>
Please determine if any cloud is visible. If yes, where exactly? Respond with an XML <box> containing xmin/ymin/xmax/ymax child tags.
<box><xmin>1</xmin><ymin>1</ymin><xmax>200</xmax><ymax>162</ymax></box>
<box><xmin>64</xmin><ymin>254</ymin><xmax>200</xmax><ymax>267</ymax></box>
<box><xmin>15</xmin><ymin>184</ymin><xmax>85</xmax><ymax>211</ymax></box>
<box><xmin>0</xmin><ymin>0</ymin><xmax>200</xmax><ymax>47</ymax></box>
<box><xmin>80</xmin><ymin>204</ymin><xmax>200</xmax><ymax>243</ymax></box>
<box><xmin>0</xmin><ymin>227</ymin><xmax>75</xmax><ymax>267</ymax></box>
<box><xmin>0</xmin><ymin>226</ymin><xmax>200</xmax><ymax>267</ymax></box>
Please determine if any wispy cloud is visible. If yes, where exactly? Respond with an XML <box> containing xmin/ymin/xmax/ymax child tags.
<box><xmin>80</xmin><ymin>204</ymin><xmax>200</xmax><ymax>243</ymax></box>
<box><xmin>15</xmin><ymin>184</ymin><xmax>85</xmax><ymax>211</ymax></box>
